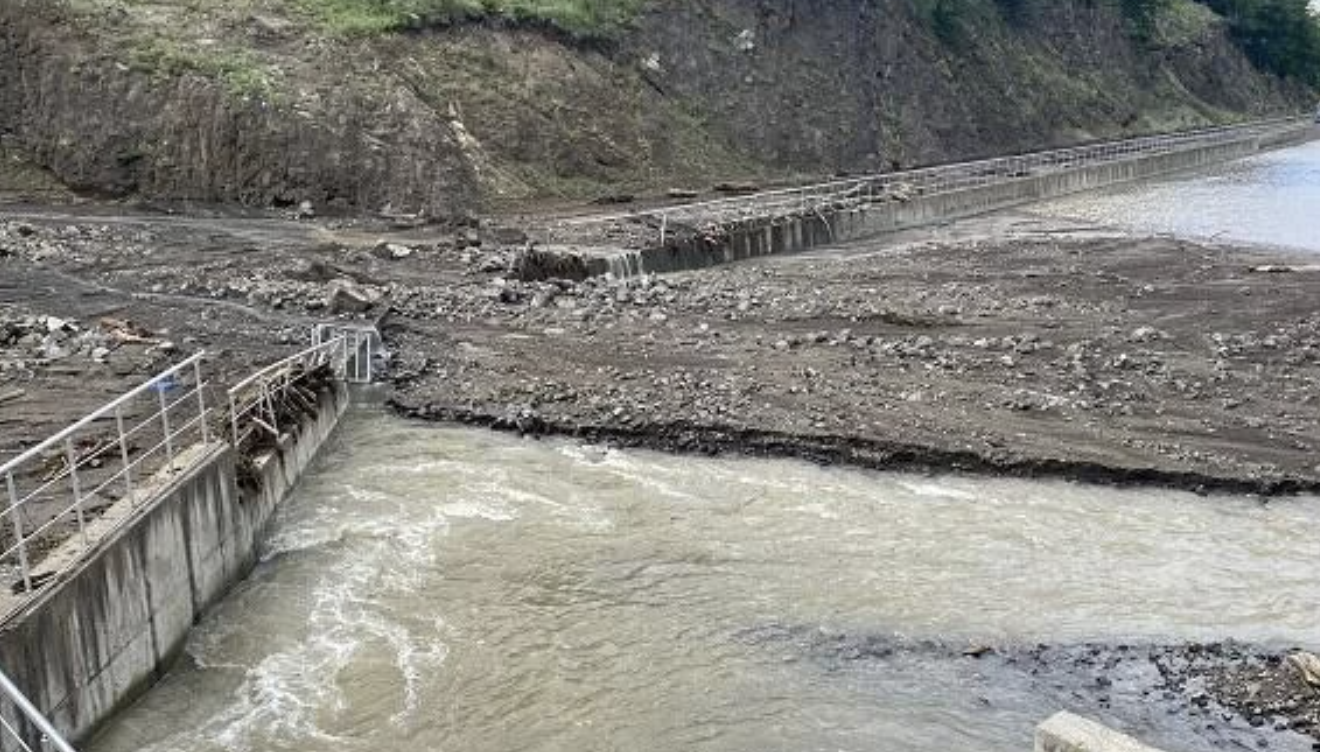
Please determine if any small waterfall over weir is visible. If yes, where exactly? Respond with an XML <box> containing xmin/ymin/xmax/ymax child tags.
<box><xmin>605</xmin><ymin>249</ymin><xmax>646</xmax><ymax>279</ymax></box>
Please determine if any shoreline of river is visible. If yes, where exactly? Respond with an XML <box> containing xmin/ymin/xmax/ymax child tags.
<box><xmin>383</xmin><ymin>214</ymin><xmax>1320</xmax><ymax>499</ymax></box>
<box><xmin>387</xmin><ymin>399</ymin><xmax>1320</xmax><ymax>497</ymax></box>
<box><xmin>4</xmin><ymin>207</ymin><xmax>1320</xmax><ymax>497</ymax></box>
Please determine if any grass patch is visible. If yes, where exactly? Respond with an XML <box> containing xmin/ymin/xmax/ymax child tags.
<box><xmin>291</xmin><ymin>0</ymin><xmax>644</xmax><ymax>37</ymax></box>
<box><xmin>127</xmin><ymin>38</ymin><xmax>278</xmax><ymax>100</ymax></box>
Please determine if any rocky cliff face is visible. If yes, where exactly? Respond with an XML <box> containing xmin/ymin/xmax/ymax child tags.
<box><xmin>0</xmin><ymin>0</ymin><xmax>1309</xmax><ymax>217</ymax></box>
<box><xmin>625</xmin><ymin>0</ymin><xmax>1307</xmax><ymax>172</ymax></box>
<box><xmin>0</xmin><ymin>2</ymin><xmax>479</xmax><ymax>217</ymax></box>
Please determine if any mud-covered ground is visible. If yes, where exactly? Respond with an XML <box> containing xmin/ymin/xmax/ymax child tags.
<box><xmin>2</xmin><ymin>205</ymin><xmax>1319</xmax><ymax>744</ymax></box>
<box><xmin>4</xmin><ymin>205</ymin><xmax>1320</xmax><ymax>489</ymax></box>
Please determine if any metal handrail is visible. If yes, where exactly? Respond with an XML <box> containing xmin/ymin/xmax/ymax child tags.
<box><xmin>312</xmin><ymin>324</ymin><xmax>379</xmax><ymax>385</ymax></box>
<box><xmin>0</xmin><ymin>353</ymin><xmax>205</xmax><ymax>478</ymax></box>
<box><xmin>1</xmin><ymin>353</ymin><xmax>211</xmax><ymax>596</ymax></box>
<box><xmin>0</xmin><ymin>666</ymin><xmax>76</xmax><ymax>752</ymax></box>
<box><xmin>226</xmin><ymin>339</ymin><xmax>343</xmax><ymax>399</ymax></box>
<box><xmin>0</xmin><ymin>327</ymin><xmax>378</xmax><ymax>752</ymax></box>
<box><xmin>553</xmin><ymin>115</ymin><xmax>1311</xmax><ymax>240</ymax></box>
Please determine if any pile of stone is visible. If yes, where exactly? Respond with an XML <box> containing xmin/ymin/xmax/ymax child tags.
<box><xmin>0</xmin><ymin>310</ymin><xmax>167</xmax><ymax>376</ymax></box>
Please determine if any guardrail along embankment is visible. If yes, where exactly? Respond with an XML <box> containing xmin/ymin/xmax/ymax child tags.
<box><xmin>0</xmin><ymin>326</ymin><xmax>377</xmax><ymax>751</ymax></box>
<box><xmin>533</xmin><ymin>116</ymin><xmax>1315</xmax><ymax>279</ymax></box>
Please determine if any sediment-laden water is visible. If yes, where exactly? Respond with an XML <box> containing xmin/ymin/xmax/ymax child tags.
<box><xmin>90</xmin><ymin>411</ymin><xmax>1320</xmax><ymax>752</ymax></box>
<box><xmin>1036</xmin><ymin>138</ymin><xmax>1320</xmax><ymax>252</ymax></box>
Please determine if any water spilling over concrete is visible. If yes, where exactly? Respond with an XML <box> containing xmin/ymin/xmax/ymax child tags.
<box><xmin>90</xmin><ymin>411</ymin><xmax>1320</xmax><ymax>752</ymax></box>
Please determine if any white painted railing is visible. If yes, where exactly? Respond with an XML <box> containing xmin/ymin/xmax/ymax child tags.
<box><xmin>552</xmin><ymin>116</ymin><xmax>1313</xmax><ymax>244</ymax></box>
<box><xmin>0</xmin><ymin>322</ymin><xmax>381</xmax><ymax>751</ymax></box>
<box><xmin>0</xmin><ymin>354</ymin><xmax>210</xmax><ymax>596</ymax></box>
<box><xmin>226</xmin><ymin>338</ymin><xmax>346</xmax><ymax>447</ymax></box>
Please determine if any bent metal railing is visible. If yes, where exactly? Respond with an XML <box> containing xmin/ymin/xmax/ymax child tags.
<box><xmin>551</xmin><ymin>115</ymin><xmax>1313</xmax><ymax>245</ymax></box>
<box><xmin>227</xmin><ymin>326</ymin><xmax>376</xmax><ymax>449</ymax></box>
<box><xmin>226</xmin><ymin>337</ymin><xmax>347</xmax><ymax>447</ymax></box>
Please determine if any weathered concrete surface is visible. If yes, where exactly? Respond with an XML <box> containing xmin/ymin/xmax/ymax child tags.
<box><xmin>0</xmin><ymin>380</ymin><xmax>347</xmax><ymax>748</ymax></box>
<box><xmin>607</xmin><ymin>127</ymin><xmax>1316</xmax><ymax>276</ymax></box>
<box><xmin>1036</xmin><ymin>712</ymin><xmax>1169</xmax><ymax>752</ymax></box>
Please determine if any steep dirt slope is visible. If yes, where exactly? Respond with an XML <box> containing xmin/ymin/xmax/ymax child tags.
<box><xmin>629</xmin><ymin>0</ymin><xmax>1309</xmax><ymax>171</ymax></box>
<box><xmin>0</xmin><ymin>0</ymin><xmax>1309</xmax><ymax>217</ymax></box>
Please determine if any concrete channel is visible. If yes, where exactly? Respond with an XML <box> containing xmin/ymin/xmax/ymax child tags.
<box><xmin>0</xmin><ymin>334</ymin><xmax>372</xmax><ymax>750</ymax></box>
<box><xmin>528</xmin><ymin>117</ymin><xmax>1317</xmax><ymax>280</ymax></box>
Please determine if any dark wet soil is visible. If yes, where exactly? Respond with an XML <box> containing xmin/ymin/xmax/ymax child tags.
<box><xmin>742</xmin><ymin>626</ymin><xmax>1320</xmax><ymax>752</ymax></box>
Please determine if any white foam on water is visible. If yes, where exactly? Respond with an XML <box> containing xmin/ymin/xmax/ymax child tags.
<box><xmin>894</xmin><ymin>478</ymin><xmax>981</xmax><ymax>501</ymax></box>
<box><xmin>151</xmin><ymin>486</ymin><xmax>466</xmax><ymax>750</ymax></box>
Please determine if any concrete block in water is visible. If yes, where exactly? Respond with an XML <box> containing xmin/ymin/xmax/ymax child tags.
<box><xmin>1035</xmin><ymin>712</ymin><xmax>1168</xmax><ymax>752</ymax></box>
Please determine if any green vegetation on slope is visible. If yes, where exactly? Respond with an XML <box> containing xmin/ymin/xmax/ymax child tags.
<box><xmin>1195</xmin><ymin>0</ymin><xmax>1320</xmax><ymax>85</ymax></box>
<box><xmin>919</xmin><ymin>0</ymin><xmax>1319</xmax><ymax>87</ymax></box>
<box><xmin>293</xmin><ymin>0</ymin><xmax>643</xmax><ymax>36</ymax></box>
<box><xmin>126</xmin><ymin>38</ymin><xmax>277</xmax><ymax>99</ymax></box>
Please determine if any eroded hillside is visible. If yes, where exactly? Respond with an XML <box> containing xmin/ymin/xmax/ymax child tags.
<box><xmin>0</xmin><ymin>0</ymin><xmax>1310</xmax><ymax>216</ymax></box>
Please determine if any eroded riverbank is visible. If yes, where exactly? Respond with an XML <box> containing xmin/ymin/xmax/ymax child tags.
<box><xmin>3</xmin><ymin>206</ymin><xmax>1320</xmax><ymax>496</ymax></box>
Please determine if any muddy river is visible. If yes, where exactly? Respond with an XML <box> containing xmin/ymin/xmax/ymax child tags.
<box><xmin>1036</xmin><ymin>138</ymin><xmax>1320</xmax><ymax>252</ymax></box>
<box><xmin>90</xmin><ymin>411</ymin><xmax>1320</xmax><ymax>752</ymax></box>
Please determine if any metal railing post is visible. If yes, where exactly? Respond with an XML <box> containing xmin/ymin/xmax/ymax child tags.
<box><xmin>229</xmin><ymin>392</ymin><xmax>240</xmax><ymax>447</ymax></box>
<box><xmin>64</xmin><ymin>438</ymin><xmax>87</xmax><ymax>548</ymax></box>
<box><xmin>158</xmin><ymin>384</ymin><xmax>174</xmax><ymax>466</ymax></box>
<box><xmin>659</xmin><ymin>213</ymin><xmax>668</xmax><ymax>246</ymax></box>
<box><xmin>261</xmin><ymin>383</ymin><xmax>273</xmax><ymax>432</ymax></box>
<box><xmin>194</xmin><ymin>360</ymin><xmax>209</xmax><ymax>444</ymax></box>
<box><xmin>5</xmin><ymin>473</ymin><xmax>30</xmax><ymax>594</ymax></box>
<box><xmin>357</xmin><ymin>333</ymin><xmax>366</xmax><ymax>383</ymax></box>
<box><xmin>115</xmin><ymin>406</ymin><xmax>134</xmax><ymax>507</ymax></box>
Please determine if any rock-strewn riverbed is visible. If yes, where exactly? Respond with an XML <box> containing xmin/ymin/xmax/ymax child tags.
<box><xmin>391</xmin><ymin>227</ymin><xmax>1320</xmax><ymax>496</ymax></box>
<box><xmin>3</xmin><ymin>205</ymin><xmax>1320</xmax><ymax>745</ymax></box>
<box><xmin>4</xmin><ymin>208</ymin><xmax>1320</xmax><ymax>494</ymax></box>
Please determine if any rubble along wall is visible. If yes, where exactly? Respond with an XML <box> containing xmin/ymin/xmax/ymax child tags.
<box><xmin>0</xmin><ymin>381</ymin><xmax>347</xmax><ymax>748</ymax></box>
<box><xmin>624</xmin><ymin>130</ymin><xmax>1313</xmax><ymax>276</ymax></box>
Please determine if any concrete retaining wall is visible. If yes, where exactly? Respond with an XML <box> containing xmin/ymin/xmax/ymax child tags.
<box><xmin>610</xmin><ymin>129</ymin><xmax>1313</xmax><ymax>276</ymax></box>
<box><xmin>0</xmin><ymin>381</ymin><xmax>348</xmax><ymax>748</ymax></box>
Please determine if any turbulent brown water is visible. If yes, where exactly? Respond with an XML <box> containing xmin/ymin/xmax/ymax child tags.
<box><xmin>1036</xmin><ymin>138</ymin><xmax>1320</xmax><ymax>252</ymax></box>
<box><xmin>90</xmin><ymin>410</ymin><xmax>1320</xmax><ymax>752</ymax></box>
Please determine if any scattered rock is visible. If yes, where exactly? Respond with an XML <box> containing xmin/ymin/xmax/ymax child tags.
<box><xmin>1287</xmin><ymin>651</ymin><xmax>1320</xmax><ymax>688</ymax></box>
<box><xmin>371</xmin><ymin>241</ymin><xmax>415</xmax><ymax>260</ymax></box>
<box><xmin>325</xmin><ymin>280</ymin><xmax>382</xmax><ymax>314</ymax></box>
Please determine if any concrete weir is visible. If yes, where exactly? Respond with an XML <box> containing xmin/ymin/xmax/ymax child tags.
<box><xmin>586</xmin><ymin>124</ymin><xmax>1315</xmax><ymax>277</ymax></box>
<box><xmin>0</xmin><ymin>380</ymin><xmax>348</xmax><ymax>746</ymax></box>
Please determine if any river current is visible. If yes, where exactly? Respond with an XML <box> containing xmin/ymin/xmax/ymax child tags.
<box><xmin>91</xmin><ymin>141</ymin><xmax>1320</xmax><ymax>752</ymax></box>
<box><xmin>1035</xmin><ymin>138</ymin><xmax>1320</xmax><ymax>253</ymax></box>
<box><xmin>91</xmin><ymin>412</ymin><xmax>1320</xmax><ymax>752</ymax></box>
